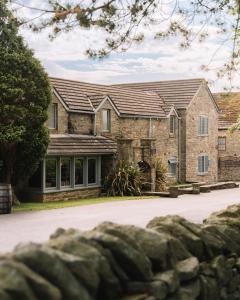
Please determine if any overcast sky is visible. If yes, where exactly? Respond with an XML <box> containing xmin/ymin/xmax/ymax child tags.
<box><xmin>15</xmin><ymin>1</ymin><xmax>240</xmax><ymax>92</ymax></box>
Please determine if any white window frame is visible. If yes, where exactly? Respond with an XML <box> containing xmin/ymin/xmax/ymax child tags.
<box><xmin>218</xmin><ymin>137</ymin><xmax>226</xmax><ymax>151</ymax></box>
<box><xmin>43</xmin><ymin>156</ymin><xmax>101</xmax><ymax>192</ymax></box>
<box><xmin>169</xmin><ymin>115</ymin><xmax>176</xmax><ymax>135</ymax></box>
<box><xmin>102</xmin><ymin>109</ymin><xmax>111</xmax><ymax>132</ymax></box>
<box><xmin>48</xmin><ymin>103</ymin><xmax>57</xmax><ymax>129</ymax></box>
<box><xmin>198</xmin><ymin>155</ymin><xmax>209</xmax><ymax>175</ymax></box>
<box><xmin>198</xmin><ymin>115</ymin><xmax>208</xmax><ymax>136</ymax></box>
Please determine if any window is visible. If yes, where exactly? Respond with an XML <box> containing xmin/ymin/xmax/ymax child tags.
<box><xmin>198</xmin><ymin>155</ymin><xmax>209</xmax><ymax>174</ymax></box>
<box><xmin>47</xmin><ymin>103</ymin><xmax>57</xmax><ymax>129</ymax></box>
<box><xmin>45</xmin><ymin>158</ymin><xmax>57</xmax><ymax>188</ymax></box>
<box><xmin>75</xmin><ymin>158</ymin><xmax>84</xmax><ymax>185</ymax></box>
<box><xmin>102</xmin><ymin>109</ymin><xmax>111</xmax><ymax>132</ymax></box>
<box><xmin>61</xmin><ymin>158</ymin><xmax>71</xmax><ymax>187</ymax></box>
<box><xmin>168</xmin><ymin>157</ymin><xmax>177</xmax><ymax>176</ymax></box>
<box><xmin>41</xmin><ymin>156</ymin><xmax>101</xmax><ymax>192</ymax></box>
<box><xmin>88</xmin><ymin>158</ymin><xmax>97</xmax><ymax>184</ymax></box>
<box><xmin>170</xmin><ymin>116</ymin><xmax>176</xmax><ymax>135</ymax></box>
<box><xmin>198</xmin><ymin>116</ymin><xmax>208</xmax><ymax>135</ymax></box>
<box><xmin>218</xmin><ymin>137</ymin><xmax>226</xmax><ymax>151</ymax></box>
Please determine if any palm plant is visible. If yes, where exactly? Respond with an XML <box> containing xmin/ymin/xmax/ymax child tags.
<box><xmin>104</xmin><ymin>160</ymin><xmax>143</xmax><ymax>196</ymax></box>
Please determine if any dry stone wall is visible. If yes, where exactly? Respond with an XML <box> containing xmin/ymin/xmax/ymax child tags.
<box><xmin>2</xmin><ymin>204</ymin><xmax>240</xmax><ymax>299</ymax></box>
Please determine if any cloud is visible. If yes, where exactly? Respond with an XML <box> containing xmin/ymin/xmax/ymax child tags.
<box><xmin>14</xmin><ymin>2</ymin><xmax>240</xmax><ymax>92</ymax></box>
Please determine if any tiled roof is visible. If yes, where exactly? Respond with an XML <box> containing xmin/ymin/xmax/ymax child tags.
<box><xmin>48</xmin><ymin>134</ymin><xmax>117</xmax><ymax>155</ymax></box>
<box><xmin>214</xmin><ymin>92</ymin><xmax>240</xmax><ymax>129</ymax></box>
<box><xmin>112</xmin><ymin>78</ymin><xmax>205</xmax><ymax>108</ymax></box>
<box><xmin>88</xmin><ymin>94</ymin><xmax>106</xmax><ymax>109</ymax></box>
<box><xmin>50</xmin><ymin>77</ymin><xmax>166</xmax><ymax>118</ymax></box>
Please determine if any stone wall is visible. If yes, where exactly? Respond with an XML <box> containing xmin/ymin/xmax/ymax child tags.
<box><xmin>30</xmin><ymin>187</ymin><xmax>101</xmax><ymax>202</ymax></box>
<box><xmin>49</xmin><ymin>94</ymin><xmax>68</xmax><ymax>134</ymax></box>
<box><xmin>95</xmin><ymin>99</ymin><xmax>121</xmax><ymax>138</ymax></box>
<box><xmin>218</xmin><ymin>130</ymin><xmax>240</xmax><ymax>182</ymax></box>
<box><xmin>3</xmin><ymin>204</ymin><xmax>240</xmax><ymax>299</ymax></box>
<box><xmin>68</xmin><ymin>113</ymin><xmax>93</xmax><ymax>135</ymax></box>
<box><xmin>185</xmin><ymin>83</ymin><xmax>218</xmax><ymax>183</ymax></box>
<box><xmin>218</xmin><ymin>130</ymin><xmax>240</xmax><ymax>158</ymax></box>
<box><xmin>218</xmin><ymin>156</ymin><xmax>240</xmax><ymax>181</ymax></box>
<box><xmin>119</xmin><ymin>117</ymin><xmax>179</xmax><ymax>183</ymax></box>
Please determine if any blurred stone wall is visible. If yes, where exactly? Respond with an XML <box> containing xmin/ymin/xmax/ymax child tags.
<box><xmin>2</xmin><ymin>205</ymin><xmax>240</xmax><ymax>299</ymax></box>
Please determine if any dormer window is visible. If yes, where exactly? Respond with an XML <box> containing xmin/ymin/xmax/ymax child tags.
<box><xmin>48</xmin><ymin>103</ymin><xmax>57</xmax><ymax>129</ymax></box>
<box><xmin>170</xmin><ymin>115</ymin><xmax>176</xmax><ymax>135</ymax></box>
<box><xmin>102</xmin><ymin>109</ymin><xmax>111</xmax><ymax>132</ymax></box>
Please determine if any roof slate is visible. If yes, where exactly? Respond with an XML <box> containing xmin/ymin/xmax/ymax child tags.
<box><xmin>50</xmin><ymin>77</ymin><xmax>166</xmax><ymax>118</ymax></box>
<box><xmin>214</xmin><ymin>92</ymin><xmax>240</xmax><ymax>129</ymax></box>
<box><xmin>48</xmin><ymin>134</ymin><xmax>117</xmax><ymax>155</ymax></box>
<box><xmin>112</xmin><ymin>78</ymin><xmax>205</xmax><ymax>109</ymax></box>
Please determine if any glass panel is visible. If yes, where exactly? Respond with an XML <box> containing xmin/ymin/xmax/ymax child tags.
<box><xmin>88</xmin><ymin>158</ymin><xmax>96</xmax><ymax>184</ymax></box>
<box><xmin>75</xmin><ymin>158</ymin><xmax>84</xmax><ymax>185</ymax></box>
<box><xmin>204</xmin><ymin>156</ymin><xmax>209</xmax><ymax>172</ymax></box>
<box><xmin>170</xmin><ymin>116</ymin><xmax>175</xmax><ymax>134</ymax></box>
<box><xmin>218</xmin><ymin>137</ymin><xmax>226</xmax><ymax>150</ymax></box>
<box><xmin>45</xmin><ymin>159</ymin><xmax>57</xmax><ymax>188</ymax></box>
<box><xmin>61</xmin><ymin>158</ymin><xmax>71</xmax><ymax>186</ymax></box>
<box><xmin>47</xmin><ymin>104</ymin><xmax>57</xmax><ymax>129</ymax></box>
<box><xmin>199</xmin><ymin>116</ymin><xmax>208</xmax><ymax>135</ymax></box>
<box><xmin>102</xmin><ymin>109</ymin><xmax>110</xmax><ymax>131</ymax></box>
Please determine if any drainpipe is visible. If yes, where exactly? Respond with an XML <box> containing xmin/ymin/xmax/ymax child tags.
<box><xmin>178</xmin><ymin>117</ymin><xmax>181</xmax><ymax>183</ymax></box>
<box><xmin>149</xmin><ymin>118</ymin><xmax>152</xmax><ymax>138</ymax></box>
<box><xmin>93</xmin><ymin>114</ymin><xmax>96</xmax><ymax>136</ymax></box>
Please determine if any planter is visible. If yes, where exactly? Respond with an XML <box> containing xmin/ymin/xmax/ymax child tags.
<box><xmin>0</xmin><ymin>183</ymin><xmax>12</xmax><ymax>214</ymax></box>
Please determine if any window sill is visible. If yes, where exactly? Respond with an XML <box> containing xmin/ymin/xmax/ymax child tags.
<box><xmin>169</xmin><ymin>133</ymin><xmax>176</xmax><ymax>138</ymax></box>
<box><xmin>198</xmin><ymin>134</ymin><xmax>208</xmax><ymax>137</ymax></box>
<box><xmin>42</xmin><ymin>185</ymin><xmax>101</xmax><ymax>194</ymax></box>
<box><xmin>197</xmin><ymin>172</ymin><xmax>208</xmax><ymax>176</ymax></box>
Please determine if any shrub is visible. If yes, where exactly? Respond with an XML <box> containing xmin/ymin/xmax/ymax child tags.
<box><xmin>155</xmin><ymin>158</ymin><xmax>168</xmax><ymax>191</ymax></box>
<box><xmin>104</xmin><ymin>160</ymin><xmax>143</xmax><ymax>196</ymax></box>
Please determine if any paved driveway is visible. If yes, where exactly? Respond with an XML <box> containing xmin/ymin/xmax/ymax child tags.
<box><xmin>0</xmin><ymin>188</ymin><xmax>240</xmax><ymax>253</ymax></box>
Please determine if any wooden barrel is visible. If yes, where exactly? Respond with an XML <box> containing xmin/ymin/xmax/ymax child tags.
<box><xmin>0</xmin><ymin>184</ymin><xmax>12</xmax><ymax>214</ymax></box>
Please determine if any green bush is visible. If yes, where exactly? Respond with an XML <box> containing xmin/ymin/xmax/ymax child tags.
<box><xmin>104</xmin><ymin>161</ymin><xmax>143</xmax><ymax>196</ymax></box>
<box><xmin>155</xmin><ymin>158</ymin><xmax>168</xmax><ymax>191</ymax></box>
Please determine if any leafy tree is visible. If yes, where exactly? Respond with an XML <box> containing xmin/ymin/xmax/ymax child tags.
<box><xmin>10</xmin><ymin>0</ymin><xmax>240</xmax><ymax>77</ymax></box>
<box><xmin>0</xmin><ymin>0</ymin><xmax>51</xmax><ymax>197</ymax></box>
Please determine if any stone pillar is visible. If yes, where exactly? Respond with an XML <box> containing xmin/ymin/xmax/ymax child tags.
<box><xmin>151</xmin><ymin>167</ymin><xmax>156</xmax><ymax>192</ymax></box>
<box><xmin>169</xmin><ymin>186</ymin><xmax>179</xmax><ymax>198</ymax></box>
<box><xmin>192</xmin><ymin>183</ymin><xmax>201</xmax><ymax>194</ymax></box>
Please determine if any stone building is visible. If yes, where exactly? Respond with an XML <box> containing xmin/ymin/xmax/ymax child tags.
<box><xmin>114</xmin><ymin>79</ymin><xmax>219</xmax><ymax>184</ymax></box>
<box><xmin>29</xmin><ymin>77</ymin><xmax>219</xmax><ymax>202</ymax></box>
<box><xmin>214</xmin><ymin>92</ymin><xmax>240</xmax><ymax>181</ymax></box>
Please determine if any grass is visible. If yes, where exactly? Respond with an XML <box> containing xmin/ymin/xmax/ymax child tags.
<box><xmin>13</xmin><ymin>195</ymin><xmax>155</xmax><ymax>213</ymax></box>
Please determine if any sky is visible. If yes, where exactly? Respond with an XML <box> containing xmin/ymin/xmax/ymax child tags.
<box><xmin>14</xmin><ymin>0</ymin><xmax>240</xmax><ymax>92</ymax></box>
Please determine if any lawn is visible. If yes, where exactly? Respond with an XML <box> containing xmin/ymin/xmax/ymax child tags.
<box><xmin>13</xmin><ymin>195</ymin><xmax>155</xmax><ymax>213</ymax></box>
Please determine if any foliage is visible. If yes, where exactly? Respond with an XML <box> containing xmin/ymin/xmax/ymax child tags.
<box><xmin>10</xmin><ymin>0</ymin><xmax>240</xmax><ymax>78</ymax></box>
<box><xmin>104</xmin><ymin>160</ymin><xmax>143</xmax><ymax>196</ymax></box>
<box><xmin>155</xmin><ymin>158</ymin><xmax>167</xmax><ymax>191</ymax></box>
<box><xmin>0</xmin><ymin>0</ymin><xmax>51</xmax><ymax>194</ymax></box>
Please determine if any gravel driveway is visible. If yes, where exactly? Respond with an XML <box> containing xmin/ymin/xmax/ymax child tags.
<box><xmin>0</xmin><ymin>188</ymin><xmax>240</xmax><ymax>253</ymax></box>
